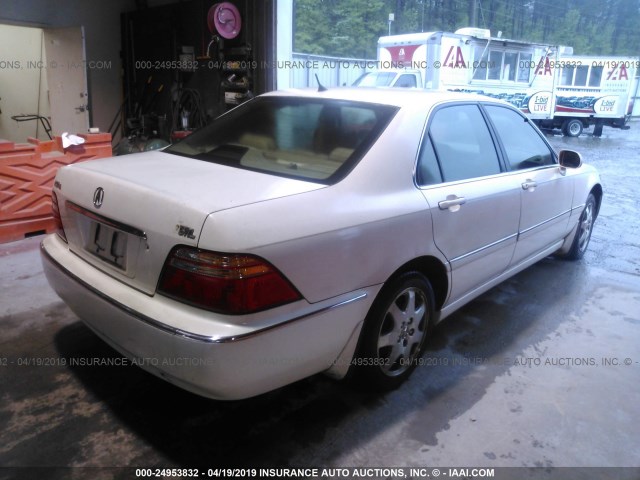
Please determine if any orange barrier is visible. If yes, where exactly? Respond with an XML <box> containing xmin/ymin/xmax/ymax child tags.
<box><xmin>0</xmin><ymin>133</ymin><xmax>112</xmax><ymax>244</ymax></box>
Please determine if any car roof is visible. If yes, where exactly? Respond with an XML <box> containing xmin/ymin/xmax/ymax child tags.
<box><xmin>263</xmin><ymin>87</ymin><xmax>503</xmax><ymax>109</ymax></box>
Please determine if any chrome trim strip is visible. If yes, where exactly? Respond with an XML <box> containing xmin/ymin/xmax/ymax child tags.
<box><xmin>572</xmin><ymin>203</ymin><xmax>586</xmax><ymax>213</ymax></box>
<box><xmin>449</xmin><ymin>206</ymin><xmax>576</xmax><ymax>264</ymax></box>
<box><xmin>213</xmin><ymin>293</ymin><xmax>368</xmax><ymax>343</ymax></box>
<box><xmin>519</xmin><ymin>208</ymin><xmax>572</xmax><ymax>236</ymax></box>
<box><xmin>450</xmin><ymin>233</ymin><xmax>518</xmax><ymax>264</ymax></box>
<box><xmin>417</xmin><ymin>164</ymin><xmax>560</xmax><ymax>191</ymax></box>
<box><xmin>42</xmin><ymin>242</ymin><xmax>366</xmax><ymax>344</ymax></box>
<box><xmin>66</xmin><ymin>201</ymin><xmax>147</xmax><ymax>240</ymax></box>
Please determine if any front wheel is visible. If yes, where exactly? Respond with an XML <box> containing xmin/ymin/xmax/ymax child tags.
<box><xmin>351</xmin><ymin>272</ymin><xmax>435</xmax><ymax>391</ymax></box>
<box><xmin>562</xmin><ymin>193</ymin><xmax>597</xmax><ymax>260</ymax></box>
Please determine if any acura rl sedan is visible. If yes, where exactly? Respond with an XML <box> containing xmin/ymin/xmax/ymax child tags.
<box><xmin>41</xmin><ymin>88</ymin><xmax>601</xmax><ymax>399</ymax></box>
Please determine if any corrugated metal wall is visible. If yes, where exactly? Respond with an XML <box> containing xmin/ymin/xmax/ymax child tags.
<box><xmin>290</xmin><ymin>53</ymin><xmax>374</xmax><ymax>88</ymax></box>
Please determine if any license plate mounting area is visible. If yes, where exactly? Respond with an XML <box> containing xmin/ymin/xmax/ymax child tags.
<box><xmin>89</xmin><ymin>221</ymin><xmax>128</xmax><ymax>269</ymax></box>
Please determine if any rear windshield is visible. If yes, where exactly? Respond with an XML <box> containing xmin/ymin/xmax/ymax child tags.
<box><xmin>165</xmin><ymin>96</ymin><xmax>398</xmax><ymax>184</ymax></box>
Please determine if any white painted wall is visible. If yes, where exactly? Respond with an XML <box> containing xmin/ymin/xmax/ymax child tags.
<box><xmin>0</xmin><ymin>24</ymin><xmax>50</xmax><ymax>141</ymax></box>
<box><xmin>0</xmin><ymin>0</ymin><xmax>134</xmax><ymax>137</ymax></box>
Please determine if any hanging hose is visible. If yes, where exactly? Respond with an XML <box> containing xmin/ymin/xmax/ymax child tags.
<box><xmin>170</xmin><ymin>87</ymin><xmax>207</xmax><ymax>133</ymax></box>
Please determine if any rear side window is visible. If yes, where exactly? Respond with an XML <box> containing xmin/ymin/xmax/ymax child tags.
<box><xmin>484</xmin><ymin>105</ymin><xmax>554</xmax><ymax>170</ymax></box>
<box><xmin>428</xmin><ymin>105</ymin><xmax>501</xmax><ymax>182</ymax></box>
<box><xmin>416</xmin><ymin>135</ymin><xmax>442</xmax><ymax>186</ymax></box>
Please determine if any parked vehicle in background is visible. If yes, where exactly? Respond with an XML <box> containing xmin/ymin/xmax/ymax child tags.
<box><xmin>541</xmin><ymin>56</ymin><xmax>638</xmax><ymax>137</ymax></box>
<box><xmin>352</xmin><ymin>69</ymin><xmax>422</xmax><ymax>88</ymax></box>
<box><xmin>355</xmin><ymin>28</ymin><xmax>638</xmax><ymax>136</ymax></box>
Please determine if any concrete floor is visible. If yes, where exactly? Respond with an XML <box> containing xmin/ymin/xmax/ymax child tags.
<box><xmin>1</xmin><ymin>123</ymin><xmax>639</xmax><ymax>480</ymax></box>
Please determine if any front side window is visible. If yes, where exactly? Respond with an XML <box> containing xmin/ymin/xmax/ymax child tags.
<box><xmin>166</xmin><ymin>97</ymin><xmax>397</xmax><ymax>184</ymax></box>
<box><xmin>484</xmin><ymin>105</ymin><xmax>554</xmax><ymax>170</ymax></box>
<box><xmin>353</xmin><ymin>72</ymin><xmax>397</xmax><ymax>87</ymax></box>
<box><xmin>395</xmin><ymin>74</ymin><xmax>417</xmax><ymax>88</ymax></box>
<box><xmin>428</xmin><ymin>104</ymin><xmax>501</xmax><ymax>182</ymax></box>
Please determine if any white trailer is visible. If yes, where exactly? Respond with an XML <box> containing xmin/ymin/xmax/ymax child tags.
<box><xmin>376</xmin><ymin>28</ymin><xmax>562</xmax><ymax>120</ymax></box>
<box><xmin>371</xmin><ymin>28</ymin><xmax>637</xmax><ymax>136</ymax></box>
<box><xmin>544</xmin><ymin>56</ymin><xmax>638</xmax><ymax>136</ymax></box>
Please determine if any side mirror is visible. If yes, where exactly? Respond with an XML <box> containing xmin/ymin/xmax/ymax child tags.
<box><xmin>558</xmin><ymin>149</ymin><xmax>582</xmax><ymax>169</ymax></box>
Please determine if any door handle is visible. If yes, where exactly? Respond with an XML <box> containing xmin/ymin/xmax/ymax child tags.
<box><xmin>438</xmin><ymin>196</ymin><xmax>466</xmax><ymax>210</ymax></box>
<box><xmin>521</xmin><ymin>180</ymin><xmax>537</xmax><ymax>190</ymax></box>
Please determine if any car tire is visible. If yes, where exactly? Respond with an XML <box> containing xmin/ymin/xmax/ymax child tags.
<box><xmin>562</xmin><ymin>193</ymin><xmax>597</xmax><ymax>260</ymax></box>
<box><xmin>562</xmin><ymin>119</ymin><xmax>583</xmax><ymax>137</ymax></box>
<box><xmin>351</xmin><ymin>271</ymin><xmax>435</xmax><ymax>391</ymax></box>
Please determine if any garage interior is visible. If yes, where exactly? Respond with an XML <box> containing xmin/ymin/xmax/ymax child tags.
<box><xmin>1</xmin><ymin>1</ymin><xmax>639</xmax><ymax>479</ymax></box>
<box><xmin>0</xmin><ymin>0</ymin><xmax>280</xmax><ymax>149</ymax></box>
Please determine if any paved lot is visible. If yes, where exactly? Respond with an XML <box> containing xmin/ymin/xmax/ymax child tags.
<box><xmin>1</xmin><ymin>121</ymin><xmax>639</xmax><ymax>479</ymax></box>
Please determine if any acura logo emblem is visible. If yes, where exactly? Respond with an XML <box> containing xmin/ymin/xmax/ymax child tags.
<box><xmin>93</xmin><ymin>187</ymin><xmax>104</xmax><ymax>208</ymax></box>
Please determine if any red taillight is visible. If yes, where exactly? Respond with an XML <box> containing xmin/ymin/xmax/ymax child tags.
<box><xmin>157</xmin><ymin>247</ymin><xmax>302</xmax><ymax>314</ymax></box>
<box><xmin>51</xmin><ymin>191</ymin><xmax>67</xmax><ymax>242</ymax></box>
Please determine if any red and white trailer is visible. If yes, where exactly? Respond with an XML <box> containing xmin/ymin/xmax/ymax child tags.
<box><xmin>546</xmin><ymin>56</ymin><xmax>637</xmax><ymax>136</ymax></box>
<box><xmin>368</xmin><ymin>28</ymin><xmax>638</xmax><ymax>136</ymax></box>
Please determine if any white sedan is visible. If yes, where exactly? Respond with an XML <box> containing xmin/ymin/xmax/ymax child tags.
<box><xmin>41</xmin><ymin>88</ymin><xmax>601</xmax><ymax>399</ymax></box>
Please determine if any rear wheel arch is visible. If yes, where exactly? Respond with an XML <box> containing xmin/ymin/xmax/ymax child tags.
<box><xmin>346</xmin><ymin>256</ymin><xmax>448</xmax><ymax>390</ymax></box>
<box><xmin>350</xmin><ymin>270</ymin><xmax>436</xmax><ymax>390</ymax></box>
<box><xmin>388</xmin><ymin>256</ymin><xmax>448</xmax><ymax>311</ymax></box>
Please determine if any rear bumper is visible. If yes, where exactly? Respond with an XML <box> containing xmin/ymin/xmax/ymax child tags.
<box><xmin>40</xmin><ymin>234</ymin><xmax>374</xmax><ymax>400</ymax></box>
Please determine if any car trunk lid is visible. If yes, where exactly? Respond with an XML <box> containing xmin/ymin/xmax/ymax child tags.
<box><xmin>55</xmin><ymin>151</ymin><xmax>324</xmax><ymax>295</ymax></box>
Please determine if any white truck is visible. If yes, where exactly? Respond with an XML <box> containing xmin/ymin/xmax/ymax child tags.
<box><xmin>357</xmin><ymin>28</ymin><xmax>638</xmax><ymax>136</ymax></box>
<box><xmin>352</xmin><ymin>69</ymin><xmax>423</xmax><ymax>88</ymax></box>
<box><xmin>546</xmin><ymin>56</ymin><xmax>638</xmax><ymax>136</ymax></box>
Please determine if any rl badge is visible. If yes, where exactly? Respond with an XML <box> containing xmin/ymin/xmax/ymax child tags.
<box><xmin>176</xmin><ymin>224</ymin><xmax>196</xmax><ymax>239</ymax></box>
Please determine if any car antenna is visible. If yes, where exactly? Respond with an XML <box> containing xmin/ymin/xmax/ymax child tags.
<box><xmin>315</xmin><ymin>74</ymin><xmax>328</xmax><ymax>92</ymax></box>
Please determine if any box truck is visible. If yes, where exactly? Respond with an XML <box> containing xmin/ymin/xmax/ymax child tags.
<box><xmin>358</xmin><ymin>28</ymin><xmax>637</xmax><ymax>136</ymax></box>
